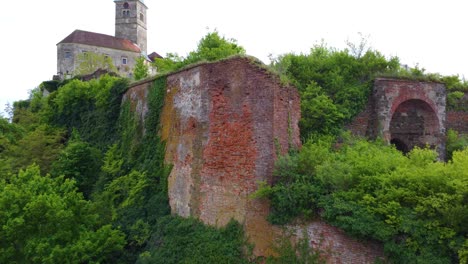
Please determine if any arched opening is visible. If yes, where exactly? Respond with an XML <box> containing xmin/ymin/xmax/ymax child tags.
<box><xmin>390</xmin><ymin>99</ymin><xmax>439</xmax><ymax>153</ymax></box>
<box><xmin>123</xmin><ymin>2</ymin><xmax>129</xmax><ymax>9</ymax></box>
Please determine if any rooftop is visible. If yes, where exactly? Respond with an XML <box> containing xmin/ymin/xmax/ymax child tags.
<box><xmin>57</xmin><ymin>30</ymin><xmax>141</xmax><ymax>53</ymax></box>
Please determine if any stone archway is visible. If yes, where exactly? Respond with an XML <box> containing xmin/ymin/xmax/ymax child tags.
<box><xmin>389</xmin><ymin>99</ymin><xmax>440</xmax><ymax>153</ymax></box>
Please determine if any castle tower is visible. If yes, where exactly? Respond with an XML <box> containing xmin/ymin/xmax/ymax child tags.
<box><xmin>115</xmin><ymin>0</ymin><xmax>147</xmax><ymax>53</ymax></box>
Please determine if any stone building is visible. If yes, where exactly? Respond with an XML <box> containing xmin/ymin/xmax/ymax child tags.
<box><xmin>56</xmin><ymin>0</ymin><xmax>160</xmax><ymax>79</ymax></box>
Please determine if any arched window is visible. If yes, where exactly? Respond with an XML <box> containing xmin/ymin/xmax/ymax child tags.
<box><xmin>123</xmin><ymin>2</ymin><xmax>129</xmax><ymax>9</ymax></box>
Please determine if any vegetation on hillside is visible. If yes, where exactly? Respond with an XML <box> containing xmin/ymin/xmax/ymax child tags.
<box><xmin>255</xmin><ymin>135</ymin><xmax>467</xmax><ymax>263</ymax></box>
<box><xmin>1</xmin><ymin>31</ymin><xmax>467</xmax><ymax>263</ymax></box>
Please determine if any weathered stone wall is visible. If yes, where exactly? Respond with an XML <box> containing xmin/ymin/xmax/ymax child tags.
<box><xmin>115</xmin><ymin>0</ymin><xmax>147</xmax><ymax>53</ymax></box>
<box><xmin>124</xmin><ymin>57</ymin><xmax>385</xmax><ymax>262</ymax></box>
<box><xmin>57</xmin><ymin>43</ymin><xmax>140</xmax><ymax>78</ymax></box>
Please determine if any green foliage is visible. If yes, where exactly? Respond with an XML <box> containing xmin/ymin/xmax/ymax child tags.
<box><xmin>75</xmin><ymin>51</ymin><xmax>117</xmax><ymax>76</ymax></box>
<box><xmin>258</xmin><ymin>136</ymin><xmax>467</xmax><ymax>263</ymax></box>
<box><xmin>270</xmin><ymin>43</ymin><xmax>399</xmax><ymax>138</ymax></box>
<box><xmin>266</xmin><ymin>230</ymin><xmax>325</xmax><ymax>264</ymax></box>
<box><xmin>137</xmin><ymin>217</ymin><xmax>251</xmax><ymax>264</ymax></box>
<box><xmin>133</xmin><ymin>56</ymin><xmax>149</xmax><ymax>81</ymax></box>
<box><xmin>45</xmin><ymin>75</ymin><xmax>128</xmax><ymax>149</ymax></box>
<box><xmin>185</xmin><ymin>30</ymin><xmax>246</xmax><ymax>63</ymax></box>
<box><xmin>3</xmin><ymin>125</ymin><xmax>65</xmax><ymax>175</ymax></box>
<box><xmin>446</xmin><ymin>129</ymin><xmax>468</xmax><ymax>160</ymax></box>
<box><xmin>0</xmin><ymin>165</ymin><xmax>125</xmax><ymax>263</ymax></box>
<box><xmin>153</xmin><ymin>30</ymin><xmax>246</xmax><ymax>73</ymax></box>
<box><xmin>51</xmin><ymin>130</ymin><xmax>102</xmax><ymax>198</ymax></box>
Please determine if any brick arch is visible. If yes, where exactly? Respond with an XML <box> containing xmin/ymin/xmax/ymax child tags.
<box><xmin>371</xmin><ymin>78</ymin><xmax>447</xmax><ymax>158</ymax></box>
<box><xmin>390</xmin><ymin>99</ymin><xmax>440</xmax><ymax>152</ymax></box>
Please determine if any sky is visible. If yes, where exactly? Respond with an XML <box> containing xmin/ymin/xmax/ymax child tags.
<box><xmin>1</xmin><ymin>0</ymin><xmax>467</xmax><ymax>116</ymax></box>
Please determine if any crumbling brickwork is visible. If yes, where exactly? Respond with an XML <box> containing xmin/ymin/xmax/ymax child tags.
<box><xmin>124</xmin><ymin>57</ymin><xmax>385</xmax><ymax>262</ymax></box>
<box><xmin>447</xmin><ymin>110</ymin><xmax>468</xmax><ymax>134</ymax></box>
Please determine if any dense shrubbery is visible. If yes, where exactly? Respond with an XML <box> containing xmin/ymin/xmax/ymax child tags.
<box><xmin>256</xmin><ymin>135</ymin><xmax>468</xmax><ymax>263</ymax></box>
<box><xmin>270</xmin><ymin>44</ymin><xmax>400</xmax><ymax>138</ymax></box>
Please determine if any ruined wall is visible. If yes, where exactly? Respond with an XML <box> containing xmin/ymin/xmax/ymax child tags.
<box><xmin>124</xmin><ymin>57</ymin><xmax>385</xmax><ymax>262</ymax></box>
<box><xmin>348</xmin><ymin>78</ymin><xmax>447</xmax><ymax>157</ymax></box>
<box><xmin>159</xmin><ymin>57</ymin><xmax>301</xmax><ymax>255</ymax></box>
<box><xmin>293</xmin><ymin>221</ymin><xmax>384</xmax><ymax>264</ymax></box>
<box><xmin>447</xmin><ymin>111</ymin><xmax>468</xmax><ymax>134</ymax></box>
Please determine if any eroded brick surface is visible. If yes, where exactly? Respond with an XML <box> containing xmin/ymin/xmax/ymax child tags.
<box><xmin>124</xmin><ymin>57</ymin><xmax>386</xmax><ymax>262</ymax></box>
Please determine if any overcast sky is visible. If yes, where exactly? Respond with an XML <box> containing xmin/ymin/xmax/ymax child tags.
<box><xmin>1</xmin><ymin>0</ymin><xmax>467</xmax><ymax>116</ymax></box>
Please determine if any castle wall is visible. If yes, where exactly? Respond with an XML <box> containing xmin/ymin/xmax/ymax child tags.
<box><xmin>123</xmin><ymin>57</ymin><xmax>385</xmax><ymax>262</ymax></box>
<box><xmin>348</xmin><ymin>78</ymin><xmax>447</xmax><ymax>158</ymax></box>
<box><xmin>57</xmin><ymin>43</ymin><xmax>140</xmax><ymax>78</ymax></box>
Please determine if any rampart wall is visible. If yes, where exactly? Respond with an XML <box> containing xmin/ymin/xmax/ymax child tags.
<box><xmin>123</xmin><ymin>57</ymin><xmax>384</xmax><ymax>262</ymax></box>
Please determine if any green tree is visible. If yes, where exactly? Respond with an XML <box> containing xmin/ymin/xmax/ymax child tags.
<box><xmin>270</xmin><ymin>43</ymin><xmax>399</xmax><ymax>138</ymax></box>
<box><xmin>4</xmin><ymin>125</ymin><xmax>65</xmax><ymax>174</ymax></box>
<box><xmin>51</xmin><ymin>131</ymin><xmax>102</xmax><ymax>198</ymax></box>
<box><xmin>153</xmin><ymin>30</ymin><xmax>246</xmax><ymax>73</ymax></box>
<box><xmin>133</xmin><ymin>56</ymin><xmax>149</xmax><ymax>81</ymax></box>
<box><xmin>185</xmin><ymin>30</ymin><xmax>246</xmax><ymax>63</ymax></box>
<box><xmin>0</xmin><ymin>165</ymin><xmax>125</xmax><ymax>263</ymax></box>
<box><xmin>75</xmin><ymin>51</ymin><xmax>116</xmax><ymax>76</ymax></box>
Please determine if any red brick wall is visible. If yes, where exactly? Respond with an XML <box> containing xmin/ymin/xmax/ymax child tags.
<box><xmin>294</xmin><ymin>221</ymin><xmax>384</xmax><ymax>264</ymax></box>
<box><xmin>124</xmin><ymin>57</ymin><xmax>385</xmax><ymax>262</ymax></box>
<box><xmin>447</xmin><ymin>111</ymin><xmax>468</xmax><ymax>134</ymax></box>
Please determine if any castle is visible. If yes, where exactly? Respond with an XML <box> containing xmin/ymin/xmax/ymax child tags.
<box><xmin>56</xmin><ymin>0</ymin><xmax>160</xmax><ymax>79</ymax></box>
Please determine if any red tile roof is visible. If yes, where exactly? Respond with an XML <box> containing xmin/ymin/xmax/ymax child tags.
<box><xmin>148</xmin><ymin>51</ymin><xmax>163</xmax><ymax>61</ymax></box>
<box><xmin>58</xmin><ymin>30</ymin><xmax>141</xmax><ymax>53</ymax></box>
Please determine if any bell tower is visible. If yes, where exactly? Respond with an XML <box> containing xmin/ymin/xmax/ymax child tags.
<box><xmin>114</xmin><ymin>0</ymin><xmax>147</xmax><ymax>53</ymax></box>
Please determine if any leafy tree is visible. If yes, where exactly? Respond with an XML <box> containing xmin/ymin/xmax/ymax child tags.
<box><xmin>137</xmin><ymin>217</ymin><xmax>251</xmax><ymax>264</ymax></box>
<box><xmin>75</xmin><ymin>51</ymin><xmax>117</xmax><ymax>76</ymax></box>
<box><xmin>185</xmin><ymin>30</ymin><xmax>246</xmax><ymax>63</ymax></box>
<box><xmin>0</xmin><ymin>165</ymin><xmax>125</xmax><ymax>263</ymax></box>
<box><xmin>4</xmin><ymin>125</ymin><xmax>65</xmax><ymax>175</ymax></box>
<box><xmin>270</xmin><ymin>43</ymin><xmax>399</xmax><ymax>138</ymax></box>
<box><xmin>133</xmin><ymin>56</ymin><xmax>149</xmax><ymax>81</ymax></box>
<box><xmin>51</xmin><ymin>130</ymin><xmax>102</xmax><ymax>198</ymax></box>
<box><xmin>153</xmin><ymin>30</ymin><xmax>246</xmax><ymax>73</ymax></box>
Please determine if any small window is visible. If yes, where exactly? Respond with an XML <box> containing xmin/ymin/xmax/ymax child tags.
<box><xmin>140</xmin><ymin>13</ymin><xmax>144</xmax><ymax>21</ymax></box>
<box><xmin>122</xmin><ymin>57</ymin><xmax>128</xmax><ymax>65</ymax></box>
<box><xmin>123</xmin><ymin>2</ymin><xmax>129</xmax><ymax>9</ymax></box>
<box><xmin>64</xmin><ymin>51</ymin><xmax>72</xmax><ymax>59</ymax></box>
<box><xmin>123</xmin><ymin>10</ymin><xmax>130</xmax><ymax>17</ymax></box>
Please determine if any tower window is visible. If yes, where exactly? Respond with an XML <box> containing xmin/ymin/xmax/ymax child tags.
<box><xmin>123</xmin><ymin>10</ymin><xmax>130</xmax><ymax>17</ymax></box>
<box><xmin>122</xmin><ymin>57</ymin><xmax>128</xmax><ymax>65</ymax></box>
<box><xmin>64</xmin><ymin>51</ymin><xmax>72</xmax><ymax>59</ymax></box>
<box><xmin>123</xmin><ymin>2</ymin><xmax>129</xmax><ymax>9</ymax></box>
<box><xmin>140</xmin><ymin>13</ymin><xmax>144</xmax><ymax>21</ymax></box>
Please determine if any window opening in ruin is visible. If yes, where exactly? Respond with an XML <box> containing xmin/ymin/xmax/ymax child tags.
<box><xmin>64</xmin><ymin>51</ymin><xmax>72</xmax><ymax>59</ymax></box>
